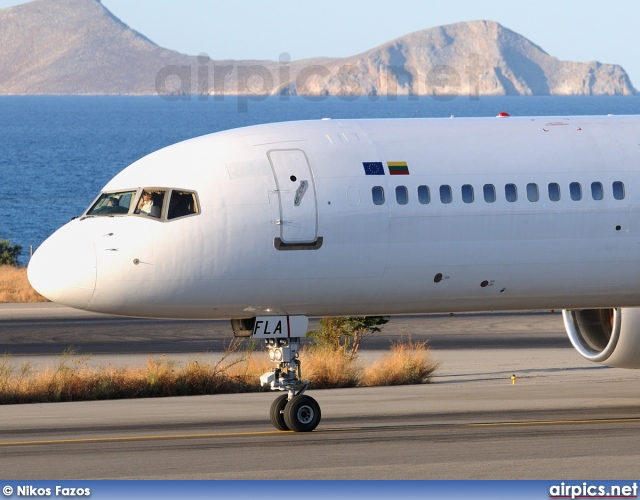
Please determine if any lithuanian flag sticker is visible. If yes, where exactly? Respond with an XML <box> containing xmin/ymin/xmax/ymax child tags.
<box><xmin>387</xmin><ymin>161</ymin><xmax>410</xmax><ymax>175</ymax></box>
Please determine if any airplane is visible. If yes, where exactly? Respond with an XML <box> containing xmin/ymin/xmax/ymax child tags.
<box><xmin>27</xmin><ymin>113</ymin><xmax>640</xmax><ymax>432</ymax></box>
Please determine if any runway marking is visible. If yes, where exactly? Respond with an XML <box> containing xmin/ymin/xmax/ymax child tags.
<box><xmin>0</xmin><ymin>430</ymin><xmax>287</xmax><ymax>447</ymax></box>
<box><xmin>469</xmin><ymin>417</ymin><xmax>640</xmax><ymax>428</ymax></box>
<box><xmin>2</xmin><ymin>416</ymin><xmax>639</xmax><ymax>447</ymax></box>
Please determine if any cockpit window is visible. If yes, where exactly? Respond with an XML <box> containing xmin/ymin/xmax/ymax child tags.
<box><xmin>85</xmin><ymin>188</ymin><xmax>199</xmax><ymax>221</ymax></box>
<box><xmin>86</xmin><ymin>191</ymin><xmax>136</xmax><ymax>216</ymax></box>
<box><xmin>168</xmin><ymin>190</ymin><xmax>199</xmax><ymax>220</ymax></box>
<box><xmin>134</xmin><ymin>189</ymin><xmax>166</xmax><ymax>218</ymax></box>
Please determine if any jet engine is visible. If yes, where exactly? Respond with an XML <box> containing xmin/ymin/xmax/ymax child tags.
<box><xmin>562</xmin><ymin>308</ymin><xmax>640</xmax><ymax>368</ymax></box>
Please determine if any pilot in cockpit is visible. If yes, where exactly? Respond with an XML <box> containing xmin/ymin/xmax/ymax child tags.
<box><xmin>138</xmin><ymin>191</ymin><xmax>153</xmax><ymax>213</ymax></box>
<box><xmin>137</xmin><ymin>191</ymin><xmax>161</xmax><ymax>218</ymax></box>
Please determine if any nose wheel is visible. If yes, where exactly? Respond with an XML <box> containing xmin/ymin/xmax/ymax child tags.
<box><xmin>283</xmin><ymin>394</ymin><xmax>321</xmax><ymax>432</ymax></box>
<box><xmin>269</xmin><ymin>392</ymin><xmax>322</xmax><ymax>432</ymax></box>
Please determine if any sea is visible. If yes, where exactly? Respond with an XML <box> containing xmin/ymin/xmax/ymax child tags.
<box><xmin>2</xmin><ymin>94</ymin><xmax>640</xmax><ymax>265</ymax></box>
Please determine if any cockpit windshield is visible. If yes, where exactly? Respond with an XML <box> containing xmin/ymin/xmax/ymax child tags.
<box><xmin>86</xmin><ymin>191</ymin><xmax>136</xmax><ymax>216</ymax></box>
<box><xmin>84</xmin><ymin>188</ymin><xmax>200</xmax><ymax>221</ymax></box>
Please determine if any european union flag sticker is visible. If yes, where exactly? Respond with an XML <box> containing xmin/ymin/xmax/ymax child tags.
<box><xmin>363</xmin><ymin>162</ymin><xmax>385</xmax><ymax>175</ymax></box>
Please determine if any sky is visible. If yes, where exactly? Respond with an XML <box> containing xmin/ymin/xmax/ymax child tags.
<box><xmin>2</xmin><ymin>0</ymin><xmax>640</xmax><ymax>87</ymax></box>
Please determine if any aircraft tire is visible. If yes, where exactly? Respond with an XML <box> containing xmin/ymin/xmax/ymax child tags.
<box><xmin>283</xmin><ymin>395</ymin><xmax>321</xmax><ymax>432</ymax></box>
<box><xmin>269</xmin><ymin>394</ymin><xmax>290</xmax><ymax>431</ymax></box>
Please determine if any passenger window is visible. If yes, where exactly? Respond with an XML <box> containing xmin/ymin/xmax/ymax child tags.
<box><xmin>440</xmin><ymin>185</ymin><xmax>452</xmax><ymax>204</ymax></box>
<box><xmin>505</xmin><ymin>184</ymin><xmax>517</xmax><ymax>202</ymax></box>
<box><xmin>168</xmin><ymin>190</ymin><xmax>199</xmax><ymax>220</ymax></box>
<box><xmin>135</xmin><ymin>189</ymin><xmax>166</xmax><ymax>218</ymax></box>
<box><xmin>570</xmin><ymin>182</ymin><xmax>582</xmax><ymax>201</ymax></box>
<box><xmin>395</xmin><ymin>186</ymin><xmax>409</xmax><ymax>205</ymax></box>
<box><xmin>417</xmin><ymin>185</ymin><xmax>430</xmax><ymax>204</ymax></box>
<box><xmin>483</xmin><ymin>184</ymin><xmax>496</xmax><ymax>203</ymax></box>
<box><xmin>591</xmin><ymin>182</ymin><xmax>604</xmax><ymax>200</ymax></box>
<box><xmin>462</xmin><ymin>184</ymin><xmax>474</xmax><ymax>203</ymax></box>
<box><xmin>613</xmin><ymin>181</ymin><xmax>625</xmax><ymax>200</ymax></box>
<box><xmin>372</xmin><ymin>186</ymin><xmax>385</xmax><ymax>205</ymax></box>
<box><xmin>548</xmin><ymin>183</ymin><xmax>561</xmax><ymax>201</ymax></box>
<box><xmin>526</xmin><ymin>183</ymin><xmax>539</xmax><ymax>202</ymax></box>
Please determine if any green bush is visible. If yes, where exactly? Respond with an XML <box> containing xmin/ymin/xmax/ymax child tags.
<box><xmin>307</xmin><ymin>316</ymin><xmax>389</xmax><ymax>360</ymax></box>
<box><xmin>0</xmin><ymin>239</ymin><xmax>22</xmax><ymax>266</ymax></box>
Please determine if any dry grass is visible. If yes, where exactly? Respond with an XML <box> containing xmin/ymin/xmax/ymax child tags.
<box><xmin>0</xmin><ymin>266</ymin><xmax>48</xmax><ymax>303</ymax></box>
<box><xmin>300</xmin><ymin>347</ymin><xmax>361</xmax><ymax>389</ymax></box>
<box><xmin>0</xmin><ymin>344</ymin><xmax>265</xmax><ymax>404</ymax></box>
<box><xmin>362</xmin><ymin>341</ymin><xmax>439</xmax><ymax>386</ymax></box>
<box><xmin>0</xmin><ymin>342</ymin><xmax>439</xmax><ymax>405</ymax></box>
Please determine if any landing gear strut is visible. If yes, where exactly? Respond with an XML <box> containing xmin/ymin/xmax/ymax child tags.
<box><xmin>231</xmin><ymin>315</ymin><xmax>321</xmax><ymax>432</ymax></box>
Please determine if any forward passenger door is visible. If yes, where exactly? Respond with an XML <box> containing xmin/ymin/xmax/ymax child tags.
<box><xmin>267</xmin><ymin>149</ymin><xmax>318</xmax><ymax>244</ymax></box>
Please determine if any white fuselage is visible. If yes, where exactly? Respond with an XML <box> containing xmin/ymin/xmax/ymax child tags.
<box><xmin>28</xmin><ymin>115</ymin><xmax>640</xmax><ymax>319</ymax></box>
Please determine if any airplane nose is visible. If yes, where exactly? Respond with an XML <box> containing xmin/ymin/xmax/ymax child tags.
<box><xmin>28</xmin><ymin>224</ymin><xmax>97</xmax><ymax>309</ymax></box>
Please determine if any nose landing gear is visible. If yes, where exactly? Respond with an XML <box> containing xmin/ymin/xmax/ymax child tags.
<box><xmin>232</xmin><ymin>315</ymin><xmax>321</xmax><ymax>432</ymax></box>
<box><xmin>259</xmin><ymin>335</ymin><xmax>321</xmax><ymax>432</ymax></box>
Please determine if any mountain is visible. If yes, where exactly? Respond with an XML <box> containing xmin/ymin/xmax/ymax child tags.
<box><xmin>0</xmin><ymin>0</ymin><xmax>188</xmax><ymax>94</ymax></box>
<box><xmin>0</xmin><ymin>0</ymin><xmax>635</xmax><ymax>96</ymax></box>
